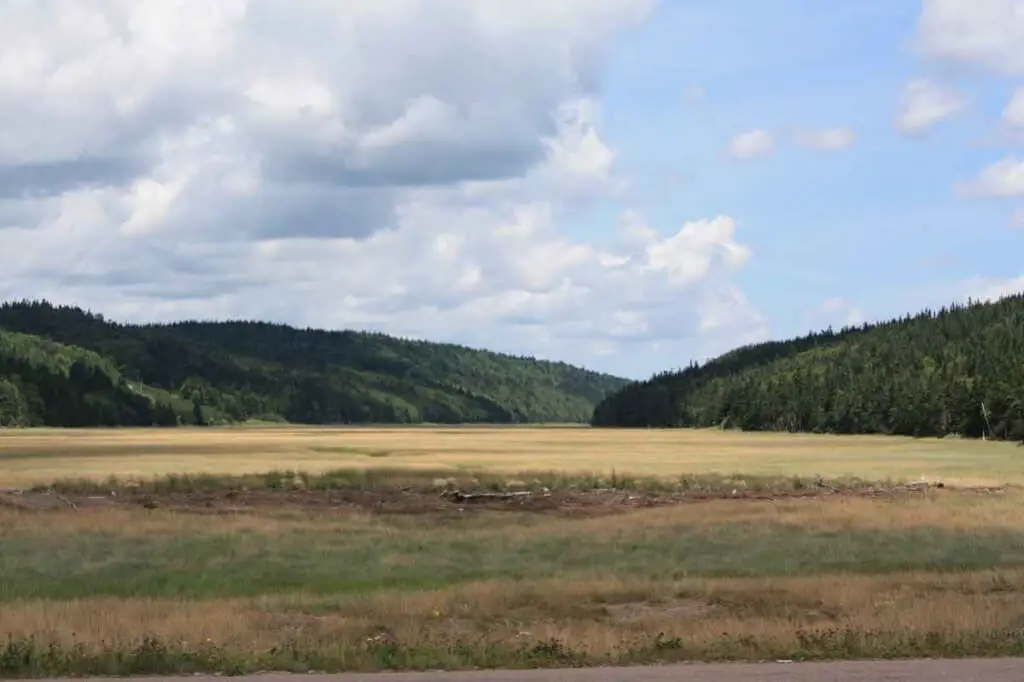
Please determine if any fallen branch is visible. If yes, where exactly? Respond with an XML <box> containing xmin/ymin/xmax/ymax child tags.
<box><xmin>54</xmin><ymin>493</ymin><xmax>78</xmax><ymax>511</ymax></box>
<box><xmin>441</xmin><ymin>490</ymin><xmax>537</xmax><ymax>503</ymax></box>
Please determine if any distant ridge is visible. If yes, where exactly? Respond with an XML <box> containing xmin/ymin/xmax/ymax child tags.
<box><xmin>0</xmin><ymin>299</ymin><xmax>628</xmax><ymax>427</ymax></box>
<box><xmin>592</xmin><ymin>294</ymin><xmax>1024</xmax><ymax>442</ymax></box>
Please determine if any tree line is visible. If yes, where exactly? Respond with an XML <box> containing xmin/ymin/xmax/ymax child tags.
<box><xmin>592</xmin><ymin>294</ymin><xmax>1024</xmax><ymax>441</ymax></box>
<box><xmin>0</xmin><ymin>330</ymin><xmax>181</xmax><ymax>427</ymax></box>
<box><xmin>0</xmin><ymin>300</ymin><xmax>628</xmax><ymax>427</ymax></box>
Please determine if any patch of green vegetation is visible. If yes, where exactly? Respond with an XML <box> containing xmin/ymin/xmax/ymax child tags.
<box><xmin>4</xmin><ymin>521</ymin><xmax>1024</xmax><ymax>601</ymax></box>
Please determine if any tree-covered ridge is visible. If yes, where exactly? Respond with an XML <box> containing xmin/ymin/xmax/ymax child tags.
<box><xmin>0</xmin><ymin>300</ymin><xmax>629</xmax><ymax>427</ymax></box>
<box><xmin>592</xmin><ymin>294</ymin><xmax>1024</xmax><ymax>441</ymax></box>
<box><xmin>0</xmin><ymin>330</ymin><xmax>186</xmax><ymax>427</ymax></box>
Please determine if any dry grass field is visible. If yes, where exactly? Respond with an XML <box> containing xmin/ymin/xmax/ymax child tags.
<box><xmin>2</xmin><ymin>426</ymin><xmax>1024</xmax><ymax>675</ymax></box>
<box><xmin>1</xmin><ymin>425</ymin><xmax>1020</xmax><ymax>488</ymax></box>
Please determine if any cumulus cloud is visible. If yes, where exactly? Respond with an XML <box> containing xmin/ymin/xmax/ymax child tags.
<box><xmin>643</xmin><ymin>215</ymin><xmax>751</xmax><ymax>286</ymax></box>
<box><xmin>0</xmin><ymin>1</ymin><xmax>650</xmax><ymax>205</ymax></box>
<box><xmin>896</xmin><ymin>79</ymin><xmax>966</xmax><ymax>135</ymax></box>
<box><xmin>792</xmin><ymin>127</ymin><xmax>855</xmax><ymax>151</ymax></box>
<box><xmin>915</xmin><ymin>0</ymin><xmax>1024</xmax><ymax>76</ymax></box>
<box><xmin>728</xmin><ymin>129</ymin><xmax>775</xmax><ymax>159</ymax></box>
<box><xmin>0</xmin><ymin>0</ymin><xmax>767</xmax><ymax>377</ymax></box>
<box><xmin>956</xmin><ymin>157</ymin><xmax>1024</xmax><ymax>197</ymax></box>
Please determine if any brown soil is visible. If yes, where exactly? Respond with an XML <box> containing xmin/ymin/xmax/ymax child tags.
<box><xmin>0</xmin><ymin>480</ymin><xmax>983</xmax><ymax>519</ymax></box>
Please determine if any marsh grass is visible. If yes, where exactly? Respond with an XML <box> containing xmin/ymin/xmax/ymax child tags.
<box><xmin>4</xmin><ymin>496</ymin><xmax>1024</xmax><ymax>600</ymax></box>
<box><xmin>1</xmin><ymin>425</ymin><xmax>1020</xmax><ymax>488</ymax></box>
<box><xmin>29</xmin><ymin>466</ymin><xmax>878</xmax><ymax>497</ymax></box>
<box><xmin>5</xmin><ymin>572</ymin><xmax>1024</xmax><ymax>675</ymax></box>
<box><xmin>3</xmin><ymin>439</ymin><xmax>1024</xmax><ymax>674</ymax></box>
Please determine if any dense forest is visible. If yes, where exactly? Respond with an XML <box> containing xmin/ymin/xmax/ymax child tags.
<box><xmin>592</xmin><ymin>294</ymin><xmax>1024</xmax><ymax>441</ymax></box>
<box><xmin>0</xmin><ymin>300</ymin><xmax>628</xmax><ymax>427</ymax></box>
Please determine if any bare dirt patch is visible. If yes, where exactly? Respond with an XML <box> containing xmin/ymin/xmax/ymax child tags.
<box><xmin>0</xmin><ymin>479</ymin><xmax>985</xmax><ymax>520</ymax></box>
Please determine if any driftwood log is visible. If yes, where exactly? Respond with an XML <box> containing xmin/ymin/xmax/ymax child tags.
<box><xmin>441</xmin><ymin>490</ymin><xmax>539</xmax><ymax>503</ymax></box>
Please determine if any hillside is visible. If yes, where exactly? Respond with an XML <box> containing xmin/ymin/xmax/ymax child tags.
<box><xmin>0</xmin><ymin>330</ymin><xmax>187</xmax><ymax>427</ymax></box>
<box><xmin>592</xmin><ymin>294</ymin><xmax>1024</xmax><ymax>441</ymax></box>
<box><xmin>0</xmin><ymin>300</ymin><xmax>629</xmax><ymax>427</ymax></box>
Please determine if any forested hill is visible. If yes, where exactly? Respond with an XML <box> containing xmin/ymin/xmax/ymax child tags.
<box><xmin>0</xmin><ymin>300</ymin><xmax>628</xmax><ymax>427</ymax></box>
<box><xmin>592</xmin><ymin>294</ymin><xmax>1024</xmax><ymax>441</ymax></box>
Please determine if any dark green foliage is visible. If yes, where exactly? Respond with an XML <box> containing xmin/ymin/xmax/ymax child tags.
<box><xmin>0</xmin><ymin>330</ymin><xmax>184</xmax><ymax>427</ymax></box>
<box><xmin>0</xmin><ymin>377</ymin><xmax>29</xmax><ymax>427</ymax></box>
<box><xmin>593</xmin><ymin>294</ymin><xmax>1024</xmax><ymax>441</ymax></box>
<box><xmin>0</xmin><ymin>300</ymin><xmax>627</xmax><ymax>427</ymax></box>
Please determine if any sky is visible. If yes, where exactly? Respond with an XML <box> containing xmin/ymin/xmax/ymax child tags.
<box><xmin>1</xmin><ymin>0</ymin><xmax>1023</xmax><ymax>379</ymax></box>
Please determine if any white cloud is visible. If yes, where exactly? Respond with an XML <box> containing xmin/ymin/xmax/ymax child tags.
<box><xmin>1004</xmin><ymin>88</ymin><xmax>1024</xmax><ymax>127</ymax></box>
<box><xmin>728</xmin><ymin>129</ymin><xmax>775</xmax><ymax>159</ymax></box>
<box><xmin>896</xmin><ymin>79</ymin><xmax>966</xmax><ymax>135</ymax></box>
<box><xmin>0</xmin><ymin>0</ymin><xmax>769</xmax><ymax>378</ymax></box>
<box><xmin>915</xmin><ymin>0</ymin><xmax>1024</xmax><ymax>76</ymax></box>
<box><xmin>642</xmin><ymin>215</ymin><xmax>751</xmax><ymax>286</ymax></box>
<box><xmin>792</xmin><ymin>127</ymin><xmax>855</xmax><ymax>151</ymax></box>
<box><xmin>956</xmin><ymin>158</ymin><xmax>1024</xmax><ymax>197</ymax></box>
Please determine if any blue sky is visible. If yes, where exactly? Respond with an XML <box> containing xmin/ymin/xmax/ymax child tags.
<box><xmin>587</xmin><ymin>0</ymin><xmax>1023</xmax><ymax>347</ymax></box>
<box><xmin>1</xmin><ymin>0</ymin><xmax>1022</xmax><ymax>378</ymax></box>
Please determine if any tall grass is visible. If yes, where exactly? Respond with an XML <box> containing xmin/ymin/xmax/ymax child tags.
<box><xmin>5</xmin><ymin>571</ymin><xmax>1024</xmax><ymax>675</ymax></box>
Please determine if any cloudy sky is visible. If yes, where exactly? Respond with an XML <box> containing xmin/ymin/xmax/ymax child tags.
<box><xmin>1</xmin><ymin>0</ymin><xmax>1022</xmax><ymax>379</ymax></box>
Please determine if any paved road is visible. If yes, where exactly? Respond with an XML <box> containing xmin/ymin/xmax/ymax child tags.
<box><xmin>56</xmin><ymin>659</ymin><xmax>1024</xmax><ymax>681</ymax></box>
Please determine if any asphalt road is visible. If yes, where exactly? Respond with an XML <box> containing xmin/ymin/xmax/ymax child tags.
<box><xmin>54</xmin><ymin>659</ymin><xmax>1024</xmax><ymax>682</ymax></box>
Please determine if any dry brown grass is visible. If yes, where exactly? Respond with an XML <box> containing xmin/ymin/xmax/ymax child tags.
<box><xmin>578</xmin><ymin>490</ymin><xmax>1024</xmax><ymax>534</ymax></box>
<box><xmin>4</xmin><ymin>570</ymin><xmax>1023</xmax><ymax>656</ymax></box>
<box><xmin>1</xmin><ymin>426</ymin><xmax>1019</xmax><ymax>488</ymax></box>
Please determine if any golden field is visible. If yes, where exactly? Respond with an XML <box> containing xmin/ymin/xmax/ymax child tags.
<box><xmin>3</xmin><ymin>425</ymin><xmax>1024</xmax><ymax>673</ymax></box>
<box><xmin>1</xmin><ymin>425</ymin><xmax>1020</xmax><ymax>488</ymax></box>
<box><xmin>6</xmin><ymin>570</ymin><xmax>1024</xmax><ymax>660</ymax></box>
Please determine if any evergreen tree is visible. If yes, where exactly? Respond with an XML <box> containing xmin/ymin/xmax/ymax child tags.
<box><xmin>0</xmin><ymin>299</ymin><xmax>627</xmax><ymax>427</ymax></box>
<box><xmin>593</xmin><ymin>294</ymin><xmax>1024</xmax><ymax>442</ymax></box>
